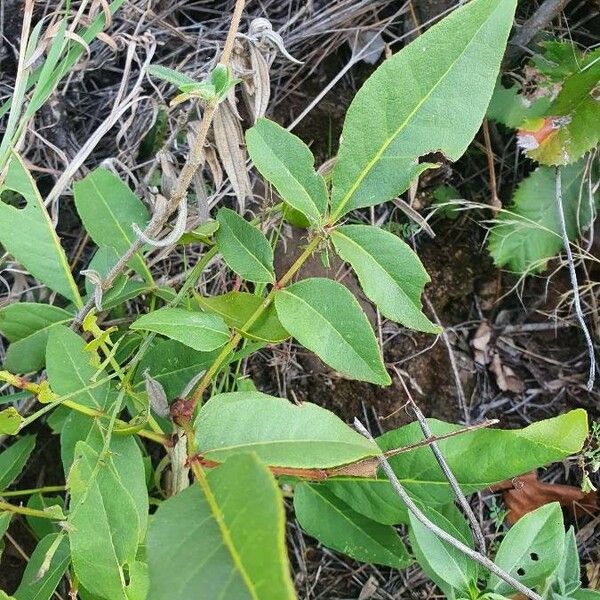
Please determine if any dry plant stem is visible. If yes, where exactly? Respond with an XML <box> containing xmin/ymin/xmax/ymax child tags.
<box><xmin>555</xmin><ymin>167</ymin><xmax>596</xmax><ymax>391</ymax></box>
<box><xmin>403</xmin><ymin>384</ymin><xmax>487</xmax><ymax>554</ymax></box>
<box><xmin>353</xmin><ymin>419</ymin><xmax>544</xmax><ymax>600</ymax></box>
<box><xmin>188</xmin><ymin>234</ymin><xmax>323</xmax><ymax>408</ymax></box>
<box><xmin>482</xmin><ymin>119</ymin><xmax>500</xmax><ymax>214</ymax></box>
<box><xmin>506</xmin><ymin>0</ymin><xmax>572</xmax><ymax>62</ymax></box>
<box><xmin>71</xmin><ymin>1</ymin><xmax>246</xmax><ymax>331</ymax></box>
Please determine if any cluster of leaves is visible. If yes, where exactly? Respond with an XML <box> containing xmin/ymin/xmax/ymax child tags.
<box><xmin>487</xmin><ymin>41</ymin><xmax>600</xmax><ymax>273</ymax></box>
<box><xmin>0</xmin><ymin>0</ymin><xmax>596</xmax><ymax>598</ymax></box>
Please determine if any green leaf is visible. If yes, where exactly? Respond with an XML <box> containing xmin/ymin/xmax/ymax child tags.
<box><xmin>0</xmin><ymin>154</ymin><xmax>82</xmax><ymax>305</ymax></box>
<box><xmin>215</xmin><ymin>208</ymin><xmax>275</xmax><ymax>283</ymax></box>
<box><xmin>409</xmin><ymin>504</ymin><xmax>477</xmax><ymax>597</ymax></box>
<box><xmin>13</xmin><ymin>533</ymin><xmax>70</xmax><ymax>600</ymax></box>
<box><xmin>196</xmin><ymin>391</ymin><xmax>379</xmax><ymax>468</ymax></box>
<box><xmin>45</xmin><ymin>325</ymin><xmax>113</xmax><ymax>472</ymax></box>
<box><xmin>25</xmin><ymin>494</ymin><xmax>64</xmax><ymax>540</ymax></box>
<box><xmin>573</xmin><ymin>591</ymin><xmax>600</xmax><ymax>599</ymax></box>
<box><xmin>329</xmin><ymin>0</ymin><xmax>516</xmax><ymax>220</ymax></box>
<box><xmin>0</xmin><ymin>407</ymin><xmax>23</xmax><ymax>435</ymax></box>
<box><xmin>331</xmin><ymin>225</ymin><xmax>439</xmax><ymax>333</ymax></box>
<box><xmin>246</xmin><ymin>119</ymin><xmax>328</xmax><ymax>225</ymax></box>
<box><xmin>0</xmin><ymin>435</ymin><xmax>35</xmax><ymax>491</ymax></box>
<box><xmin>73</xmin><ymin>168</ymin><xmax>152</xmax><ymax>282</ymax></box>
<box><xmin>147</xmin><ymin>454</ymin><xmax>295</xmax><ymax>600</ymax></box>
<box><xmin>147</xmin><ymin>64</ymin><xmax>199</xmax><ymax>88</ymax></box>
<box><xmin>527</xmin><ymin>49</ymin><xmax>600</xmax><ymax>165</ymax></box>
<box><xmin>294</xmin><ymin>483</ymin><xmax>410</xmax><ymax>568</ymax></box>
<box><xmin>131</xmin><ymin>307</ymin><xmax>230</xmax><ymax>352</ymax></box>
<box><xmin>326</xmin><ymin>410</ymin><xmax>588</xmax><ymax>525</ymax></box>
<box><xmin>195</xmin><ymin>291</ymin><xmax>289</xmax><ymax>343</ymax></box>
<box><xmin>489</xmin><ymin>503</ymin><xmax>565</xmax><ymax>594</ymax></box>
<box><xmin>487</xmin><ymin>83</ymin><xmax>552</xmax><ymax>129</ymax></box>
<box><xmin>68</xmin><ymin>440</ymin><xmax>145</xmax><ymax>600</ymax></box>
<box><xmin>133</xmin><ymin>338</ymin><xmax>219</xmax><ymax>400</ymax></box>
<box><xmin>488</xmin><ymin>161</ymin><xmax>598</xmax><ymax>273</ymax></box>
<box><xmin>274</xmin><ymin>278</ymin><xmax>390</xmax><ymax>385</ymax></box>
<box><xmin>548</xmin><ymin>526</ymin><xmax>581</xmax><ymax>597</ymax></box>
<box><xmin>0</xmin><ymin>303</ymin><xmax>72</xmax><ymax>373</ymax></box>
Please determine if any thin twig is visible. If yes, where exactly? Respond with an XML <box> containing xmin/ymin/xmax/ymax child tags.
<box><xmin>395</xmin><ymin>370</ymin><xmax>487</xmax><ymax>553</ymax></box>
<box><xmin>506</xmin><ymin>0</ymin><xmax>572</xmax><ymax>63</ymax></box>
<box><xmin>70</xmin><ymin>0</ymin><xmax>247</xmax><ymax>330</ymax></box>
<box><xmin>555</xmin><ymin>167</ymin><xmax>596</xmax><ymax>391</ymax></box>
<box><xmin>353</xmin><ymin>419</ymin><xmax>543</xmax><ymax>600</ymax></box>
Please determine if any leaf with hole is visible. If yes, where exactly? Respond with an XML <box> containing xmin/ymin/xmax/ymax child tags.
<box><xmin>0</xmin><ymin>407</ymin><xmax>23</xmax><ymax>435</ymax></box>
<box><xmin>329</xmin><ymin>0</ymin><xmax>516</xmax><ymax>220</ymax></box>
<box><xmin>73</xmin><ymin>168</ymin><xmax>152</xmax><ymax>282</ymax></box>
<box><xmin>488</xmin><ymin>502</ymin><xmax>564</xmax><ymax>594</ymax></box>
<box><xmin>196</xmin><ymin>391</ymin><xmax>379</xmax><ymax>468</ymax></box>
<box><xmin>0</xmin><ymin>154</ymin><xmax>82</xmax><ymax>305</ymax></box>
<box><xmin>147</xmin><ymin>453</ymin><xmax>295</xmax><ymax>600</ymax></box>
<box><xmin>196</xmin><ymin>291</ymin><xmax>289</xmax><ymax>343</ymax></box>
<box><xmin>274</xmin><ymin>278</ymin><xmax>390</xmax><ymax>385</ymax></box>
<box><xmin>246</xmin><ymin>118</ymin><xmax>328</xmax><ymax>225</ymax></box>
<box><xmin>215</xmin><ymin>208</ymin><xmax>275</xmax><ymax>283</ymax></box>
<box><xmin>294</xmin><ymin>482</ymin><xmax>411</xmax><ymax>569</ymax></box>
<box><xmin>331</xmin><ymin>225</ymin><xmax>439</xmax><ymax>333</ymax></box>
<box><xmin>0</xmin><ymin>303</ymin><xmax>73</xmax><ymax>373</ymax></box>
<box><xmin>131</xmin><ymin>307</ymin><xmax>230</xmax><ymax>352</ymax></box>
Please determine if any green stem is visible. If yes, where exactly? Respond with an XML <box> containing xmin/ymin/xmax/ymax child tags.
<box><xmin>188</xmin><ymin>234</ymin><xmax>323</xmax><ymax>408</ymax></box>
<box><xmin>1</xmin><ymin>485</ymin><xmax>66</xmax><ymax>498</ymax></box>
<box><xmin>0</xmin><ymin>500</ymin><xmax>64</xmax><ymax>520</ymax></box>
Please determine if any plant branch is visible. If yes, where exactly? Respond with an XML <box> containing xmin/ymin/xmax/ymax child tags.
<box><xmin>396</xmin><ymin>372</ymin><xmax>487</xmax><ymax>554</ymax></box>
<box><xmin>70</xmin><ymin>0</ymin><xmax>247</xmax><ymax>331</ymax></box>
<box><xmin>0</xmin><ymin>500</ymin><xmax>64</xmax><ymax>520</ymax></box>
<box><xmin>186</xmin><ymin>233</ymin><xmax>323</xmax><ymax>409</ymax></box>
<box><xmin>555</xmin><ymin>167</ymin><xmax>596</xmax><ymax>391</ymax></box>
<box><xmin>353</xmin><ymin>419</ymin><xmax>543</xmax><ymax>600</ymax></box>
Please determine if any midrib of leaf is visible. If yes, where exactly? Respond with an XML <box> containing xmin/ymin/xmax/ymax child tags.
<box><xmin>9</xmin><ymin>316</ymin><xmax>71</xmax><ymax>342</ymax></box>
<box><xmin>333</xmin><ymin>230</ymin><xmax>422</xmax><ymax>307</ymax></box>
<box><xmin>330</xmin><ymin>2</ymin><xmax>500</xmax><ymax>221</ymax></box>
<box><xmin>308</xmin><ymin>486</ymin><xmax>401</xmax><ymax>560</ymax></box>
<box><xmin>194</xmin><ymin>475</ymin><xmax>259</xmax><ymax>600</ymax></box>
<box><xmin>224</xmin><ymin>221</ymin><xmax>272</xmax><ymax>281</ymax></box>
<box><xmin>87</xmin><ymin>176</ymin><xmax>153</xmax><ymax>284</ymax></box>
<box><xmin>203</xmin><ymin>439</ymin><xmax>376</xmax><ymax>462</ymax></box>
<box><xmin>278</xmin><ymin>289</ymin><xmax>380</xmax><ymax>378</ymax></box>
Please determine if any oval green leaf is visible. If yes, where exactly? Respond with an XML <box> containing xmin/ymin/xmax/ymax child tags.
<box><xmin>73</xmin><ymin>168</ymin><xmax>152</xmax><ymax>282</ymax></box>
<box><xmin>331</xmin><ymin>225</ymin><xmax>440</xmax><ymax>333</ymax></box>
<box><xmin>274</xmin><ymin>278</ymin><xmax>390</xmax><ymax>385</ymax></box>
<box><xmin>215</xmin><ymin>207</ymin><xmax>275</xmax><ymax>283</ymax></box>
<box><xmin>294</xmin><ymin>483</ymin><xmax>411</xmax><ymax>569</ymax></box>
<box><xmin>330</xmin><ymin>0</ymin><xmax>517</xmax><ymax>220</ymax></box>
<box><xmin>0</xmin><ymin>154</ymin><xmax>82</xmax><ymax>305</ymax></box>
<box><xmin>246</xmin><ymin>118</ymin><xmax>328</xmax><ymax>225</ymax></box>
<box><xmin>131</xmin><ymin>307</ymin><xmax>229</xmax><ymax>352</ymax></box>
<box><xmin>148</xmin><ymin>454</ymin><xmax>295</xmax><ymax>600</ymax></box>
<box><xmin>195</xmin><ymin>391</ymin><xmax>379</xmax><ymax>468</ymax></box>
